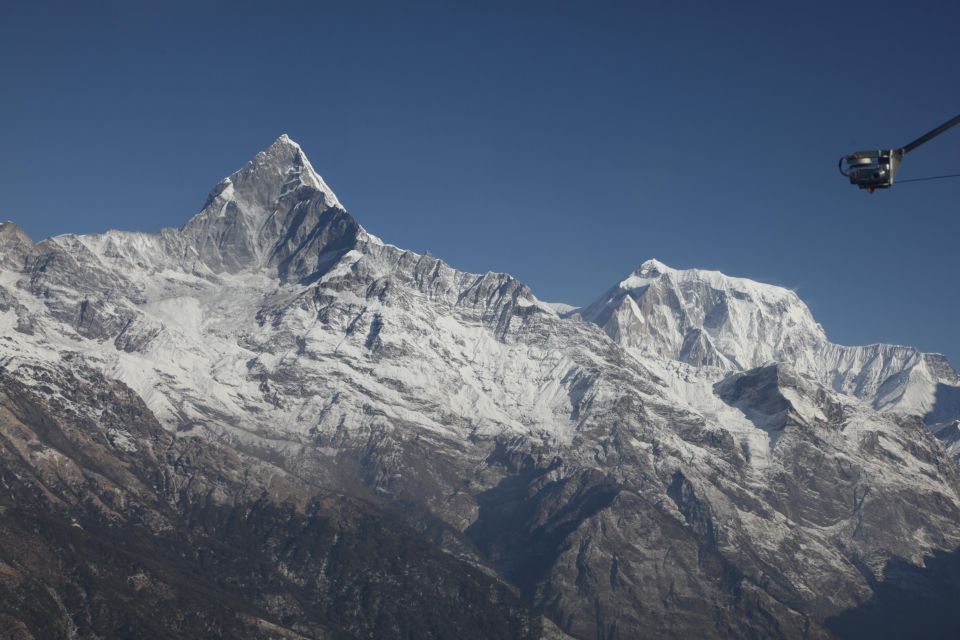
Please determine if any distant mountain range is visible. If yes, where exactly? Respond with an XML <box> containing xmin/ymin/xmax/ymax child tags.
<box><xmin>1</xmin><ymin>135</ymin><xmax>958</xmax><ymax>639</ymax></box>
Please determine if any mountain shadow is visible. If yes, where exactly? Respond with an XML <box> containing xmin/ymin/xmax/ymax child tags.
<box><xmin>825</xmin><ymin>547</ymin><xmax>960</xmax><ymax>640</ymax></box>
<box><xmin>465</xmin><ymin>443</ymin><xmax>620</xmax><ymax>601</ymax></box>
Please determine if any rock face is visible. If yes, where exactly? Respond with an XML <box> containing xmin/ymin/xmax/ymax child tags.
<box><xmin>0</xmin><ymin>364</ymin><xmax>546</xmax><ymax>639</ymax></box>
<box><xmin>1</xmin><ymin>135</ymin><xmax>959</xmax><ymax>639</ymax></box>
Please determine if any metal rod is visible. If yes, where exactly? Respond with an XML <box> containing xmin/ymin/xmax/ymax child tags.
<box><xmin>901</xmin><ymin>112</ymin><xmax>960</xmax><ymax>154</ymax></box>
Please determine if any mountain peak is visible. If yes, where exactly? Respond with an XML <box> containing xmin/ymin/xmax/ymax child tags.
<box><xmin>583</xmin><ymin>259</ymin><xmax>828</xmax><ymax>371</ymax></box>
<box><xmin>0</xmin><ymin>221</ymin><xmax>34</xmax><ymax>270</ymax></box>
<box><xmin>262</xmin><ymin>134</ymin><xmax>301</xmax><ymax>162</ymax></box>
<box><xmin>617</xmin><ymin>258</ymin><xmax>673</xmax><ymax>289</ymax></box>
<box><xmin>177</xmin><ymin>136</ymin><xmax>352</xmax><ymax>275</ymax></box>
<box><xmin>639</xmin><ymin>257</ymin><xmax>669</xmax><ymax>271</ymax></box>
<box><xmin>635</xmin><ymin>258</ymin><xmax>672</xmax><ymax>278</ymax></box>
<box><xmin>262</xmin><ymin>134</ymin><xmax>312</xmax><ymax>171</ymax></box>
<box><xmin>0</xmin><ymin>220</ymin><xmax>28</xmax><ymax>238</ymax></box>
<box><xmin>624</xmin><ymin>260</ymin><xmax>802</xmax><ymax>305</ymax></box>
<box><xmin>274</xmin><ymin>132</ymin><xmax>297</xmax><ymax>146</ymax></box>
<box><xmin>257</xmin><ymin>132</ymin><xmax>304</xmax><ymax>164</ymax></box>
<box><xmin>247</xmin><ymin>134</ymin><xmax>342</xmax><ymax>209</ymax></box>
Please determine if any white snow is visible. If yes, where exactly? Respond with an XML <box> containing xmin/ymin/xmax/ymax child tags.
<box><xmin>581</xmin><ymin>258</ymin><xmax>957</xmax><ymax>419</ymax></box>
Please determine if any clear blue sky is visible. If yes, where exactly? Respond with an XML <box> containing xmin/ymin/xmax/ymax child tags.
<box><xmin>2</xmin><ymin>1</ymin><xmax>959</xmax><ymax>363</ymax></box>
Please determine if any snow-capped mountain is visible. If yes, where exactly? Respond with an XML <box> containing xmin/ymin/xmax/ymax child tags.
<box><xmin>577</xmin><ymin>258</ymin><xmax>960</xmax><ymax>442</ymax></box>
<box><xmin>2</xmin><ymin>136</ymin><xmax>959</xmax><ymax>639</ymax></box>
